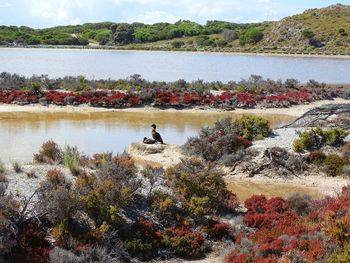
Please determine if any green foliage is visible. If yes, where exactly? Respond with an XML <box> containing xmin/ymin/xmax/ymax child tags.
<box><xmin>63</xmin><ymin>145</ymin><xmax>81</xmax><ymax>174</ymax></box>
<box><xmin>302</xmin><ymin>29</ymin><xmax>315</xmax><ymax>39</ymax></box>
<box><xmin>12</xmin><ymin>161</ymin><xmax>22</xmax><ymax>173</ymax></box>
<box><xmin>0</xmin><ymin>160</ymin><xmax>6</xmax><ymax>182</ymax></box>
<box><xmin>166</xmin><ymin>158</ymin><xmax>227</xmax><ymax>218</ymax></box>
<box><xmin>293</xmin><ymin>128</ymin><xmax>348</xmax><ymax>153</ymax></box>
<box><xmin>234</xmin><ymin>115</ymin><xmax>271</xmax><ymax>140</ymax></box>
<box><xmin>328</xmin><ymin>245</ymin><xmax>350</xmax><ymax>263</ymax></box>
<box><xmin>239</xmin><ymin>27</ymin><xmax>264</xmax><ymax>45</ymax></box>
<box><xmin>338</xmin><ymin>28</ymin><xmax>346</xmax><ymax>34</ymax></box>
<box><xmin>324</xmin><ymin>154</ymin><xmax>349</xmax><ymax>177</ymax></box>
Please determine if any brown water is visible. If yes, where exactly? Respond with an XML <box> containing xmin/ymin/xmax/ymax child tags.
<box><xmin>0</xmin><ymin>110</ymin><xmax>295</xmax><ymax>162</ymax></box>
<box><xmin>226</xmin><ymin>180</ymin><xmax>324</xmax><ymax>201</ymax></box>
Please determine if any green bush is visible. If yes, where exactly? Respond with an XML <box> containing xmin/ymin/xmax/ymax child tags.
<box><xmin>234</xmin><ymin>115</ymin><xmax>271</xmax><ymax>140</ymax></box>
<box><xmin>324</xmin><ymin>154</ymin><xmax>349</xmax><ymax>177</ymax></box>
<box><xmin>166</xmin><ymin>158</ymin><xmax>227</xmax><ymax>219</ymax></box>
<box><xmin>293</xmin><ymin>128</ymin><xmax>348</xmax><ymax>153</ymax></box>
<box><xmin>239</xmin><ymin>27</ymin><xmax>264</xmax><ymax>45</ymax></box>
<box><xmin>302</xmin><ymin>29</ymin><xmax>315</xmax><ymax>39</ymax></box>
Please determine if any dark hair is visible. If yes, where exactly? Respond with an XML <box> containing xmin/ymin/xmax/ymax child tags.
<box><xmin>151</xmin><ymin>124</ymin><xmax>156</xmax><ymax>128</ymax></box>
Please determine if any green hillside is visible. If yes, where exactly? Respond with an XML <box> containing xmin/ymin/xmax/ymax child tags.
<box><xmin>261</xmin><ymin>4</ymin><xmax>350</xmax><ymax>51</ymax></box>
<box><xmin>0</xmin><ymin>4</ymin><xmax>349</xmax><ymax>54</ymax></box>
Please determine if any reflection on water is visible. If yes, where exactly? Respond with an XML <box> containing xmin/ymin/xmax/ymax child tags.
<box><xmin>0</xmin><ymin>111</ymin><xmax>295</xmax><ymax>162</ymax></box>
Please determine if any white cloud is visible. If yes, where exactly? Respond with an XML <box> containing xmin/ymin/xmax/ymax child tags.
<box><xmin>1</xmin><ymin>0</ymin><xmax>338</xmax><ymax>27</ymax></box>
<box><xmin>23</xmin><ymin>0</ymin><xmax>96</xmax><ymax>26</ymax></box>
<box><xmin>130</xmin><ymin>11</ymin><xmax>182</xmax><ymax>24</ymax></box>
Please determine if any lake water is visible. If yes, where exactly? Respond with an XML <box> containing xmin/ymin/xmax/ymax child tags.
<box><xmin>1</xmin><ymin>48</ymin><xmax>350</xmax><ymax>83</ymax></box>
<box><xmin>0</xmin><ymin>111</ymin><xmax>294</xmax><ymax>162</ymax></box>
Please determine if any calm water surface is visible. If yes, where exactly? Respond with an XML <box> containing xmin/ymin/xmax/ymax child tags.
<box><xmin>1</xmin><ymin>48</ymin><xmax>350</xmax><ymax>83</ymax></box>
<box><xmin>0</xmin><ymin>111</ymin><xmax>294</xmax><ymax>162</ymax></box>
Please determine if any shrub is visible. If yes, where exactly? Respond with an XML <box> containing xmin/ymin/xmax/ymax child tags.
<box><xmin>12</xmin><ymin>161</ymin><xmax>22</xmax><ymax>173</ymax></box>
<box><xmin>207</xmin><ymin>222</ymin><xmax>230</xmax><ymax>239</ymax></box>
<box><xmin>183</xmin><ymin>117</ymin><xmax>254</xmax><ymax>162</ymax></box>
<box><xmin>123</xmin><ymin>218</ymin><xmax>161</xmax><ymax>259</ymax></box>
<box><xmin>34</xmin><ymin>140</ymin><xmax>63</xmax><ymax>164</ymax></box>
<box><xmin>171</xmin><ymin>40</ymin><xmax>184</xmax><ymax>48</ymax></box>
<box><xmin>293</xmin><ymin>128</ymin><xmax>348</xmax><ymax>153</ymax></box>
<box><xmin>46</xmin><ymin>168</ymin><xmax>65</xmax><ymax>185</ymax></box>
<box><xmin>309</xmin><ymin>150</ymin><xmax>326</xmax><ymax>164</ymax></box>
<box><xmin>0</xmin><ymin>184</ymin><xmax>20</xmax><ymax>257</ymax></box>
<box><xmin>287</xmin><ymin>192</ymin><xmax>312</xmax><ymax>215</ymax></box>
<box><xmin>26</xmin><ymin>170</ymin><xmax>37</xmax><ymax>178</ymax></box>
<box><xmin>63</xmin><ymin>145</ymin><xmax>81</xmax><ymax>173</ymax></box>
<box><xmin>219</xmin><ymin>189</ymin><xmax>240</xmax><ymax>212</ymax></box>
<box><xmin>76</xmin><ymin>154</ymin><xmax>140</xmax><ymax>225</ymax></box>
<box><xmin>0</xmin><ymin>160</ymin><xmax>6</xmax><ymax>182</ymax></box>
<box><xmin>166</xmin><ymin>158</ymin><xmax>227</xmax><ymax>219</ymax></box>
<box><xmin>234</xmin><ymin>115</ymin><xmax>271</xmax><ymax>140</ymax></box>
<box><xmin>10</xmin><ymin>221</ymin><xmax>51</xmax><ymax>263</ymax></box>
<box><xmin>148</xmin><ymin>190</ymin><xmax>176</xmax><ymax>222</ymax></box>
<box><xmin>324</xmin><ymin>154</ymin><xmax>349</xmax><ymax>177</ymax></box>
<box><xmin>239</xmin><ymin>27</ymin><xmax>264</xmax><ymax>45</ymax></box>
<box><xmin>328</xmin><ymin>245</ymin><xmax>350</xmax><ymax>263</ymax></box>
<box><xmin>302</xmin><ymin>29</ymin><xmax>315</xmax><ymax>39</ymax></box>
<box><xmin>342</xmin><ymin>142</ymin><xmax>350</xmax><ymax>158</ymax></box>
<box><xmin>161</xmin><ymin>226</ymin><xmax>205</xmax><ymax>257</ymax></box>
<box><xmin>49</xmin><ymin>246</ymin><xmax>128</xmax><ymax>263</ymax></box>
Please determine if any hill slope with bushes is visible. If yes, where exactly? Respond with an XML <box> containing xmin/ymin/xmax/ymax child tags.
<box><xmin>1</xmin><ymin>4</ymin><xmax>349</xmax><ymax>54</ymax></box>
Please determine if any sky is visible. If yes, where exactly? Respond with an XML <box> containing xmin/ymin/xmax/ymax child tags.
<box><xmin>0</xmin><ymin>0</ymin><xmax>349</xmax><ymax>28</ymax></box>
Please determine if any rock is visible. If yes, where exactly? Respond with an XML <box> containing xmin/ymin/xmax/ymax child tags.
<box><xmin>309</xmin><ymin>38</ymin><xmax>325</xmax><ymax>48</ymax></box>
<box><xmin>63</xmin><ymin>96</ymin><xmax>75</xmax><ymax>105</ymax></box>
<box><xmin>38</xmin><ymin>98</ymin><xmax>48</xmax><ymax>106</ymax></box>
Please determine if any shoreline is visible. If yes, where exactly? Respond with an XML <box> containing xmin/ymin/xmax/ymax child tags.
<box><xmin>1</xmin><ymin>46</ymin><xmax>350</xmax><ymax>59</ymax></box>
<box><xmin>0</xmin><ymin>98</ymin><xmax>349</xmax><ymax>117</ymax></box>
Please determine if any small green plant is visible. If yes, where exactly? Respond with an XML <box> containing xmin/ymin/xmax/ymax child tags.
<box><xmin>0</xmin><ymin>160</ymin><xmax>6</xmax><ymax>182</ymax></box>
<box><xmin>63</xmin><ymin>145</ymin><xmax>80</xmax><ymax>174</ymax></box>
<box><xmin>12</xmin><ymin>161</ymin><xmax>22</xmax><ymax>173</ymax></box>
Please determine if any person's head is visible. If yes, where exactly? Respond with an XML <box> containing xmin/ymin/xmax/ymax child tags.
<box><xmin>151</xmin><ymin>124</ymin><xmax>156</xmax><ymax>129</ymax></box>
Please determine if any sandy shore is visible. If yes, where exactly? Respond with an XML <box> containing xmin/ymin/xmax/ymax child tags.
<box><xmin>0</xmin><ymin>98</ymin><xmax>349</xmax><ymax>116</ymax></box>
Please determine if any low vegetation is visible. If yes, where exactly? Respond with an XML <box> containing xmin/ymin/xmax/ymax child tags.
<box><xmin>293</xmin><ymin>127</ymin><xmax>348</xmax><ymax>152</ymax></box>
<box><xmin>1</xmin><ymin>110</ymin><xmax>350</xmax><ymax>262</ymax></box>
<box><xmin>1</xmin><ymin>73</ymin><xmax>349</xmax><ymax>110</ymax></box>
<box><xmin>2</xmin><ymin>5</ymin><xmax>350</xmax><ymax>54</ymax></box>
<box><xmin>184</xmin><ymin>116</ymin><xmax>270</xmax><ymax>162</ymax></box>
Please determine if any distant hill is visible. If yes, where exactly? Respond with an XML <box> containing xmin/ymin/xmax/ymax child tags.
<box><xmin>261</xmin><ymin>4</ymin><xmax>350</xmax><ymax>50</ymax></box>
<box><xmin>0</xmin><ymin>4</ymin><xmax>349</xmax><ymax>55</ymax></box>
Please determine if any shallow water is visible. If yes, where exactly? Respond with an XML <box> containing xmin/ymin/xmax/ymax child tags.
<box><xmin>1</xmin><ymin>49</ymin><xmax>350</xmax><ymax>83</ymax></box>
<box><xmin>226</xmin><ymin>180</ymin><xmax>324</xmax><ymax>201</ymax></box>
<box><xmin>0</xmin><ymin>110</ymin><xmax>294</xmax><ymax>162</ymax></box>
